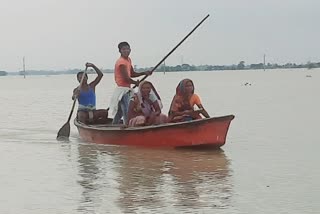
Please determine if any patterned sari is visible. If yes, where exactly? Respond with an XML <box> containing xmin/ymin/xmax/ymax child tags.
<box><xmin>168</xmin><ymin>79</ymin><xmax>201</xmax><ymax>122</ymax></box>
<box><xmin>128</xmin><ymin>81</ymin><xmax>167</xmax><ymax>126</ymax></box>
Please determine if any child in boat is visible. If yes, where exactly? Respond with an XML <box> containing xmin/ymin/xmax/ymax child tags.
<box><xmin>168</xmin><ymin>78</ymin><xmax>210</xmax><ymax>123</ymax></box>
<box><xmin>72</xmin><ymin>63</ymin><xmax>109</xmax><ymax>124</ymax></box>
<box><xmin>128</xmin><ymin>81</ymin><xmax>168</xmax><ymax>127</ymax></box>
<box><xmin>109</xmin><ymin>42</ymin><xmax>152</xmax><ymax>125</ymax></box>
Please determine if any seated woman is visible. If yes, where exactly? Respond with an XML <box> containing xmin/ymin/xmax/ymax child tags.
<box><xmin>168</xmin><ymin>78</ymin><xmax>210</xmax><ymax>123</ymax></box>
<box><xmin>128</xmin><ymin>81</ymin><xmax>168</xmax><ymax>127</ymax></box>
<box><xmin>72</xmin><ymin>63</ymin><xmax>109</xmax><ymax>124</ymax></box>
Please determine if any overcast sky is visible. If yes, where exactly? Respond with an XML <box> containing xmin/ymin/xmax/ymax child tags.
<box><xmin>1</xmin><ymin>0</ymin><xmax>319</xmax><ymax>72</ymax></box>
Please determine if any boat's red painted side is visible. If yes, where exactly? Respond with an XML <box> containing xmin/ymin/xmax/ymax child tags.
<box><xmin>75</xmin><ymin>115</ymin><xmax>235</xmax><ymax>148</ymax></box>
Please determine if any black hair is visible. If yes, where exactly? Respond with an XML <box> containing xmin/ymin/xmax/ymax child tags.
<box><xmin>77</xmin><ymin>71</ymin><xmax>88</xmax><ymax>80</ymax></box>
<box><xmin>118</xmin><ymin>41</ymin><xmax>130</xmax><ymax>51</ymax></box>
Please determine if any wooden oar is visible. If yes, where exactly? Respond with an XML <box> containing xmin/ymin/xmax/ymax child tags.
<box><xmin>57</xmin><ymin>67</ymin><xmax>88</xmax><ymax>140</ymax></box>
<box><xmin>135</xmin><ymin>14</ymin><xmax>210</xmax><ymax>87</ymax></box>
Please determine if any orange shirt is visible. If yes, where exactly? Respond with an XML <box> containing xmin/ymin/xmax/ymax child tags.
<box><xmin>114</xmin><ymin>56</ymin><xmax>132</xmax><ymax>87</ymax></box>
<box><xmin>189</xmin><ymin>94</ymin><xmax>201</xmax><ymax>108</ymax></box>
<box><xmin>170</xmin><ymin>93</ymin><xmax>202</xmax><ymax>112</ymax></box>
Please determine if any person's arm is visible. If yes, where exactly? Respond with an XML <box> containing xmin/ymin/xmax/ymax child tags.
<box><xmin>168</xmin><ymin>110</ymin><xmax>190</xmax><ymax>123</ymax></box>
<box><xmin>120</xmin><ymin>65</ymin><xmax>139</xmax><ymax>86</ymax></box>
<box><xmin>130</xmin><ymin>66</ymin><xmax>152</xmax><ymax>78</ymax></box>
<box><xmin>153</xmin><ymin>101</ymin><xmax>161</xmax><ymax>116</ymax></box>
<box><xmin>196</xmin><ymin>104</ymin><xmax>210</xmax><ymax>118</ymax></box>
<box><xmin>127</xmin><ymin>99</ymin><xmax>136</xmax><ymax>122</ymax></box>
<box><xmin>168</xmin><ymin>96</ymin><xmax>186</xmax><ymax>121</ymax></box>
<box><xmin>144</xmin><ymin>100</ymin><xmax>161</xmax><ymax>125</ymax></box>
<box><xmin>87</xmin><ymin>63</ymin><xmax>103</xmax><ymax>88</ymax></box>
<box><xmin>193</xmin><ymin>94</ymin><xmax>210</xmax><ymax>118</ymax></box>
<box><xmin>128</xmin><ymin>95</ymin><xmax>140</xmax><ymax>122</ymax></box>
<box><xmin>170</xmin><ymin>109</ymin><xmax>192</xmax><ymax>117</ymax></box>
<box><xmin>72</xmin><ymin>87</ymin><xmax>80</xmax><ymax>100</ymax></box>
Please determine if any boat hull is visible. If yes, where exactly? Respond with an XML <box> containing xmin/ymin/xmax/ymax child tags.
<box><xmin>74</xmin><ymin>115</ymin><xmax>235</xmax><ymax>148</ymax></box>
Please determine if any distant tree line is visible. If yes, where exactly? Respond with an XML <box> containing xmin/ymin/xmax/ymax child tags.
<box><xmin>136</xmin><ymin>61</ymin><xmax>320</xmax><ymax>72</ymax></box>
<box><xmin>0</xmin><ymin>71</ymin><xmax>8</xmax><ymax>76</ymax></box>
<box><xmin>3</xmin><ymin>60</ymin><xmax>320</xmax><ymax>76</ymax></box>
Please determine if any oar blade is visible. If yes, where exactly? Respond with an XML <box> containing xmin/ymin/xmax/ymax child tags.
<box><xmin>56</xmin><ymin>122</ymin><xmax>70</xmax><ymax>140</ymax></box>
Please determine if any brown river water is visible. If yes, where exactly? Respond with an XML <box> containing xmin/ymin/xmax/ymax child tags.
<box><xmin>0</xmin><ymin>69</ymin><xmax>319</xmax><ymax>213</ymax></box>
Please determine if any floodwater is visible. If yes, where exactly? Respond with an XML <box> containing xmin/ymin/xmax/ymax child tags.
<box><xmin>0</xmin><ymin>69</ymin><xmax>319</xmax><ymax>213</ymax></box>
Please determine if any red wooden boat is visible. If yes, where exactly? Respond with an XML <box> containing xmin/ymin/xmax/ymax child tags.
<box><xmin>74</xmin><ymin>115</ymin><xmax>235</xmax><ymax>148</ymax></box>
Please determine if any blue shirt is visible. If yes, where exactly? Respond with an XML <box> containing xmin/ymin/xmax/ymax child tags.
<box><xmin>78</xmin><ymin>87</ymin><xmax>96</xmax><ymax>111</ymax></box>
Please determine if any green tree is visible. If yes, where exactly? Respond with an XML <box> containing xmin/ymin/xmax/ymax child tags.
<box><xmin>307</xmin><ymin>61</ymin><xmax>315</xmax><ymax>70</ymax></box>
<box><xmin>237</xmin><ymin>61</ymin><xmax>245</xmax><ymax>70</ymax></box>
<box><xmin>0</xmin><ymin>71</ymin><xmax>8</xmax><ymax>76</ymax></box>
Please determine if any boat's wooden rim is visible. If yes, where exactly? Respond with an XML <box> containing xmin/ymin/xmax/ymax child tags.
<box><xmin>74</xmin><ymin>115</ymin><xmax>235</xmax><ymax>132</ymax></box>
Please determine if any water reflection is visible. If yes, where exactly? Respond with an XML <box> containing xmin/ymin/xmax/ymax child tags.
<box><xmin>76</xmin><ymin>143</ymin><xmax>102</xmax><ymax>213</ymax></box>
<box><xmin>75</xmin><ymin>143</ymin><xmax>233</xmax><ymax>213</ymax></box>
<box><xmin>116</xmin><ymin>147</ymin><xmax>233</xmax><ymax>213</ymax></box>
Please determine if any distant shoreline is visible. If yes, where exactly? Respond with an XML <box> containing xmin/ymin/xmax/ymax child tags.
<box><xmin>1</xmin><ymin>61</ymin><xmax>319</xmax><ymax>76</ymax></box>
